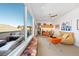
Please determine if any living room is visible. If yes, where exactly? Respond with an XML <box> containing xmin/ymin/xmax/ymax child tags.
<box><xmin>25</xmin><ymin>3</ymin><xmax>79</xmax><ymax>56</ymax></box>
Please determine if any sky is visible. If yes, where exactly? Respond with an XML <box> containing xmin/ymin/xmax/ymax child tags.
<box><xmin>0</xmin><ymin>3</ymin><xmax>24</xmax><ymax>27</ymax></box>
<box><xmin>27</xmin><ymin>10</ymin><xmax>33</xmax><ymax>26</ymax></box>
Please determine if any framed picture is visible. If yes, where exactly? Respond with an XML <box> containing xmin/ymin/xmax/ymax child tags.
<box><xmin>77</xmin><ymin>19</ymin><xmax>79</xmax><ymax>30</ymax></box>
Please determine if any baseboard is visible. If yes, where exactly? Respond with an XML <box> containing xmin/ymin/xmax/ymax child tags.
<box><xmin>74</xmin><ymin>43</ymin><xmax>79</xmax><ymax>47</ymax></box>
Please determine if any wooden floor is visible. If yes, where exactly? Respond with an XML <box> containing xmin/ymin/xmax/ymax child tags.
<box><xmin>36</xmin><ymin>36</ymin><xmax>79</xmax><ymax>56</ymax></box>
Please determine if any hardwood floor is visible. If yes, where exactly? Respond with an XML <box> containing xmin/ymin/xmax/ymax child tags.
<box><xmin>36</xmin><ymin>36</ymin><xmax>79</xmax><ymax>56</ymax></box>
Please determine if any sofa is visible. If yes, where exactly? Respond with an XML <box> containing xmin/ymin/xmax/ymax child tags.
<box><xmin>48</xmin><ymin>30</ymin><xmax>74</xmax><ymax>45</ymax></box>
<box><xmin>59</xmin><ymin>31</ymin><xmax>74</xmax><ymax>45</ymax></box>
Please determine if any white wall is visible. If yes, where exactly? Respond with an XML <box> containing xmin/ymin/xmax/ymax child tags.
<box><xmin>54</xmin><ymin>7</ymin><xmax>79</xmax><ymax>47</ymax></box>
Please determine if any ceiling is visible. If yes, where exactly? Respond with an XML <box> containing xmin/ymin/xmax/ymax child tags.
<box><xmin>26</xmin><ymin>3</ymin><xmax>79</xmax><ymax>21</ymax></box>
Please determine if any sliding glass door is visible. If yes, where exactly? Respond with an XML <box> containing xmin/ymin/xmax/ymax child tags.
<box><xmin>0</xmin><ymin>3</ymin><xmax>25</xmax><ymax>56</ymax></box>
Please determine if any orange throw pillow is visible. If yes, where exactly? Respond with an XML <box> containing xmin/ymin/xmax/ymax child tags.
<box><xmin>52</xmin><ymin>37</ymin><xmax>61</xmax><ymax>44</ymax></box>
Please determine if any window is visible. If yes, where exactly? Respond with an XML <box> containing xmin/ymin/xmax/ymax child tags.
<box><xmin>0</xmin><ymin>3</ymin><xmax>25</xmax><ymax>56</ymax></box>
<box><xmin>27</xmin><ymin>10</ymin><xmax>33</xmax><ymax>37</ymax></box>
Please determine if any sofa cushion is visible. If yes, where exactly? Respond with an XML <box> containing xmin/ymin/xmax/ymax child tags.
<box><xmin>59</xmin><ymin>31</ymin><xmax>74</xmax><ymax>44</ymax></box>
